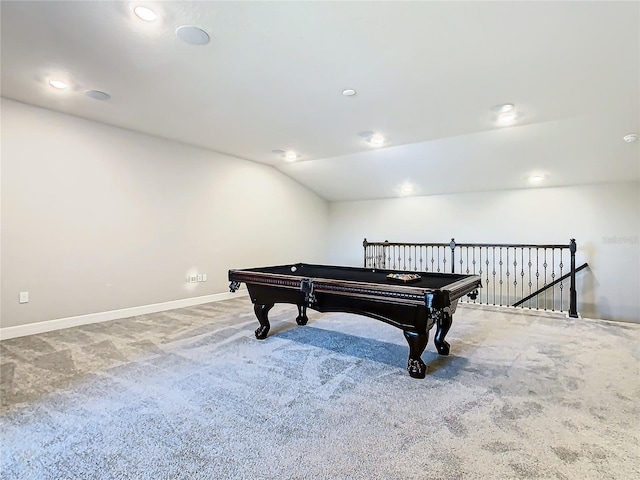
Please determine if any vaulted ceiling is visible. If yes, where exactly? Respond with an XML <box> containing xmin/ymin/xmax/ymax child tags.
<box><xmin>2</xmin><ymin>1</ymin><xmax>638</xmax><ymax>201</ymax></box>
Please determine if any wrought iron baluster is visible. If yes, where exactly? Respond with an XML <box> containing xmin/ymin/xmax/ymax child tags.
<box><xmin>485</xmin><ymin>247</ymin><xmax>490</xmax><ymax>305</ymax></box>
<box><xmin>520</xmin><ymin>248</ymin><xmax>525</xmax><ymax>309</ymax></box>
<box><xmin>527</xmin><ymin>248</ymin><xmax>533</xmax><ymax>309</ymax></box>
<box><xmin>499</xmin><ymin>247</ymin><xmax>504</xmax><ymax>306</ymax></box>
<box><xmin>559</xmin><ymin>249</ymin><xmax>564</xmax><ymax>312</ymax></box>
<box><xmin>551</xmin><ymin>248</ymin><xmax>556</xmax><ymax>311</ymax></box>
<box><xmin>477</xmin><ymin>247</ymin><xmax>483</xmax><ymax>303</ymax></box>
<box><xmin>433</xmin><ymin>246</ymin><xmax>436</xmax><ymax>272</ymax></box>
<box><xmin>412</xmin><ymin>245</ymin><xmax>416</xmax><ymax>271</ymax></box>
<box><xmin>463</xmin><ymin>246</ymin><xmax>468</xmax><ymax>274</ymax></box>
<box><xmin>430</xmin><ymin>246</ymin><xmax>435</xmax><ymax>273</ymax></box>
<box><xmin>472</xmin><ymin>247</ymin><xmax>477</xmax><ymax>275</ymax></box>
<box><xmin>512</xmin><ymin>247</ymin><xmax>518</xmax><ymax>307</ymax></box>
<box><xmin>402</xmin><ymin>245</ymin><xmax>405</xmax><ymax>270</ymax></box>
<box><xmin>536</xmin><ymin>247</ymin><xmax>540</xmax><ymax>310</ymax></box>
<box><xmin>500</xmin><ymin>247</ymin><xmax>509</xmax><ymax>305</ymax></box>
<box><xmin>492</xmin><ymin>247</ymin><xmax>497</xmax><ymax>305</ymax></box>
<box><xmin>432</xmin><ymin>246</ymin><xmax>436</xmax><ymax>273</ymax></box>
<box><xmin>472</xmin><ymin>247</ymin><xmax>482</xmax><ymax>303</ymax></box>
<box><xmin>543</xmin><ymin>248</ymin><xmax>548</xmax><ymax>310</ymax></box>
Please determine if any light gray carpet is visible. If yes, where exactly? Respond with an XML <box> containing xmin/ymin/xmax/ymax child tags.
<box><xmin>1</xmin><ymin>298</ymin><xmax>639</xmax><ymax>479</ymax></box>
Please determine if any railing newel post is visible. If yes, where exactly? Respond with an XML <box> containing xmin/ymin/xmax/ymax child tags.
<box><xmin>449</xmin><ymin>238</ymin><xmax>456</xmax><ymax>274</ymax></box>
<box><xmin>569</xmin><ymin>238</ymin><xmax>578</xmax><ymax>318</ymax></box>
<box><xmin>363</xmin><ymin>238</ymin><xmax>367</xmax><ymax>267</ymax></box>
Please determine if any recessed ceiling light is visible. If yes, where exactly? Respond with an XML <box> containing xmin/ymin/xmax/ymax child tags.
<box><xmin>623</xmin><ymin>133</ymin><xmax>638</xmax><ymax>143</ymax></box>
<box><xmin>134</xmin><ymin>6</ymin><xmax>157</xmax><ymax>22</ymax></box>
<box><xmin>49</xmin><ymin>80</ymin><xmax>68</xmax><ymax>89</ymax></box>
<box><xmin>85</xmin><ymin>90</ymin><xmax>111</xmax><ymax>101</ymax></box>
<box><xmin>497</xmin><ymin>113</ymin><xmax>516</xmax><ymax>126</ymax></box>
<box><xmin>400</xmin><ymin>184</ymin><xmax>413</xmax><ymax>194</ymax></box>
<box><xmin>529</xmin><ymin>175</ymin><xmax>544</xmax><ymax>184</ymax></box>
<box><xmin>370</xmin><ymin>134</ymin><xmax>385</xmax><ymax>146</ymax></box>
<box><xmin>176</xmin><ymin>25</ymin><xmax>210</xmax><ymax>45</ymax></box>
<box><xmin>491</xmin><ymin>103</ymin><xmax>514</xmax><ymax>113</ymax></box>
<box><xmin>342</xmin><ymin>89</ymin><xmax>356</xmax><ymax>96</ymax></box>
<box><xmin>285</xmin><ymin>151</ymin><xmax>298</xmax><ymax>162</ymax></box>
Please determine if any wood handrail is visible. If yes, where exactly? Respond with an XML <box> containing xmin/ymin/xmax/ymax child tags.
<box><xmin>512</xmin><ymin>262</ymin><xmax>589</xmax><ymax>307</ymax></box>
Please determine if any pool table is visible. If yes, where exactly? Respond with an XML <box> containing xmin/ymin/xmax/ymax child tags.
<box><xmin>228</xmin><ymin>263</ymin><xmax>481</xmax><ymax>378</ymax></box>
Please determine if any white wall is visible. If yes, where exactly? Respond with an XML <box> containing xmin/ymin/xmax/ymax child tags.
<box><xmin>328</xmin><ymin>183</ymin><xmax>640</xmax><ymax>323</ymax></box>
<box><xmin>2</xmin><ymin>98</ymin><xmax>637</xmax><ymax>330</ymax></box>
<box><xmin>1</xmin><ymin>99</ymin><xmax>329</xmax><ymax>330</ymax></box>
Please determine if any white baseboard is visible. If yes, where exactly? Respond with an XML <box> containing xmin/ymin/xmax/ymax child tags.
<box><xmin>0</xmin><ymin>289</ymin><xmax>248</xmax><ymax>341</ymax></box>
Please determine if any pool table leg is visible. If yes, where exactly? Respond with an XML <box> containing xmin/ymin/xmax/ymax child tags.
<box><xmin>434</xmin><ymin>310</ymin><xmax>452</xmax><ymax>355</ymax></box>
<box><xmin>295</xmin><ymin>304</ymin><xmax>309</xmax><ymax>325</ymax></box>
<box><xmin>403</xmin><ymin>331</ymin><xmax>429</xmax><ymax>379</ymax></box>
<box><xmin>253</xmin><ymin>303</ymin><xmax>274</xmax><ymax>339</ymax></box>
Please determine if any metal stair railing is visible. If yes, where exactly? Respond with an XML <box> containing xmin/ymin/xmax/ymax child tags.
<box><xmin>363</xmin><ymin>238</ymin><xmax>586</xmax><ymax>317</ymax></box>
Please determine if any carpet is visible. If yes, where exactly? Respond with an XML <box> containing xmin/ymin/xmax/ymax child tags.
<box><xmin>1</xmin><ymin>298</ymin><xmax>639</xmax><ymax>479</ymax></box>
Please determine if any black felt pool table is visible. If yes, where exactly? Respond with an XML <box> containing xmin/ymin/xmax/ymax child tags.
<box><xmin>229</xmin><ymin>263</ymin><xmax>481</xmax><ymax>378</ymax></box>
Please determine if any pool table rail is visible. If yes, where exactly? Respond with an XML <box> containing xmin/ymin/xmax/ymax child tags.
<box><xmin>228</xmin><ymin>265</ymin><xmax>481</xmax><ymax>310</ymax></box>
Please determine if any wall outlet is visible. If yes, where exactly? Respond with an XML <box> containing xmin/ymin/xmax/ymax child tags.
<box><xmin>202</xmin><ymin>274</ymin><xmax>207</xmax><ymax>282</ymax></box>
<box><xmin>19</xmin><ymin>292</ymin><xmax>29</xmax><ymax>304</ymax></box>
<box><xmin>197</xmin><ymin>274</ymin><xmax>203</xmax><ymax>282</ymax></box>
<box><xmin>189</xmin><ymin>275</ymin><xmax>197</xmax><ymax>283</ymax></box>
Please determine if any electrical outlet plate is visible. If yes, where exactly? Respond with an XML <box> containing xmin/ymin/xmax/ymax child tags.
<box><xmin>19</xmin><ymin>292</ymin><xmax>29</xmax><ymax>303</ymax></box>
<box><xmin>202</xmin><ymin>274</ymin><xmax>207</xmax><ymax>282</ymax></box>
<box><xmin>189</xmin><ymin>275</ymin><xmax>197</xmax><ymax>283</ymax></box>
<box><xmin>197</xmin><ymin>274</ymin><xmax>203</xmax><ymax>282</ymax></box>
